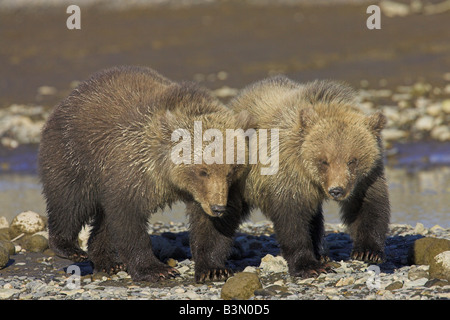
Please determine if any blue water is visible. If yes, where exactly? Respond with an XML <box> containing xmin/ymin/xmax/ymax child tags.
<box><xmin>0</xmin><ymin>143</ymin><xmax>449</xmax><ymax>228</ymax></box>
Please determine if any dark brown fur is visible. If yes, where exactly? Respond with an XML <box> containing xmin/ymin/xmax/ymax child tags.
<box><xmin>230</xmin><ymin>76</ymin><xmax>390</xmax><ymax>277</ymax></box>
<box><xmin>38</xmin><ymin>66</ymin><xmax>253</xmax><ymax>282</ymax></box>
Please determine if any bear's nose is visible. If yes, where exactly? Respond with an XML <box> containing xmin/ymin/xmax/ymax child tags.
<box><xmin>328</xmin><ymin>187</ymin><xmax>344</xmax><ymax>200</ymax></box>
<box><xmin>210</xmin><ymin>205</ymin><xmax>227</xmax><ymax>217</ymax></box>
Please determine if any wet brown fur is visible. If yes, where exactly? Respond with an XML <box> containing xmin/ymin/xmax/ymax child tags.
<box><xmin>38</xmin><ymin>66</ymin><xmax>253</xmax><ymax>282</ymax></box>
<box><xmin>230</xmin><ymin>76</ymin><xmax>390</xmax><ymax>277</ymax></box>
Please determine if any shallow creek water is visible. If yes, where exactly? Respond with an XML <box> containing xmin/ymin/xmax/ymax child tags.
<box><xmin>0</xmin><ymin>143</ymin><xmax>448</xmax><ymax>228</ymax></box>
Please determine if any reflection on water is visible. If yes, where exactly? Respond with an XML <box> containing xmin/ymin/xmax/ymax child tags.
<box><xmin>0</xmin><ymin>166</ymin><xmax>448</xmax><ymax>228</ymax></box>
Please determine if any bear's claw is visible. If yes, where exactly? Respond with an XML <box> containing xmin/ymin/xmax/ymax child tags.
<box><xmin>291</xmin><ymin>261</ymin><xmax>335</xmax><ymax>279</ymax></box>
<box><xmin>293</xmin><ymin>268</ymin><xmax>326</xmax><ymax>278</ymax></box>
<box><xmin>101</xmin><ymin>263</ymin><xmax>127</xmax><ymax>275</ymax></box>
<box><xmin>351</xmin><ymin>250</ymin><xmax>384</xmax><ymax>263</ymax></box>
<box><xmin>160</xmin><ymin>267</ymin><xmax>180</xmax><ymax>279</ymax></box>
<box><xmin>67</xmin><ymin>251</ymin><xmax>89</xmax><ymax>263</ymax></box>
<box><xmin>195</xmin><ymin>268</ymin><xmax>233</xmax><ymax>283</ymax></box>
<box><xmin>131</xmin><ymin>264</ymin><xmax>180</xmax><ymax>282</ymax></box>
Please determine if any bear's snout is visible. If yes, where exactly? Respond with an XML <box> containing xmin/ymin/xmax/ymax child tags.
<box><xmin>209</xmin><ymin>205</ymin><xmax>227</xmax><ymax>217</ymax></box>
<box><xmin>328</xmin><ymin>187</ymin><xmax>345</xmax><ymax>200</ymax></box>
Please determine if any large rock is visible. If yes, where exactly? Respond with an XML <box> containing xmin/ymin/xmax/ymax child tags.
<box><xmin>429</xmin><ymin>251</ymin><xmax>450</xmax><ymax>281</ymax></box>
<box><xmin>0</xmin><ymin>240</ymin><xmax>15</xmax><ymax>255</ymax></box>
<box><xmin>221</xmin><ymin>272</ymin><xmax>263</xmax><ymax>300</ymax></box>
<box><xmin>0</xmin><ymin>228</ymin><xmax>10</xmax><ymax>241</ymax></box>
<box><xmin>9</xmin><ymin>211</ymin><xmax>46</xmax><ymax>238</ymax></box>
<box><xmin>0</xmin><ymin>243</ymin><xmax>10</xmax><ymax>268</ymax></box>
<box><xmin>21</xmin><ymin>234</ymin><xmax>49</xmax><ymax>253</ymax></box>
<box><xmin>408</xmin><ymin>237</ymin><xmax>450</xmax><ymax>265</ymax></box>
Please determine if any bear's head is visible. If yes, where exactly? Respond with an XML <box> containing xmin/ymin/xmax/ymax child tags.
<box><xmin>162</xmin><ymin>109</ymin><xmax>255</xmax><ymax>217</ymax></box>
<box><xmin>299</xmin><ymin>106</ymin><xmax>386</xmax><ymax>201</ymax></box>
<box><xmin>171</xmin><ymin>162</ymin><xmax>244</xmax><ymax>217</ymax></box>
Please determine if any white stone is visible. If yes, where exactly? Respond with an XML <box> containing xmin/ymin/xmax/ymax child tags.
<box><xmin>185</xmin><ymin>291</ymin><xmax>200</xmax><ymax>300</ymax></box>
<box><xmin>10</xmin><ymin>211</ymin><xmax>46</xmax><ymax>235</ymax></box>
<box><xmin>413</xmin><ymin>222</ymin><xmax>427</xmax><ymax>235</ymax></box>
<box><xmin>60</xmin><ymin>288</ymin><xmax>85</xmax><ymax>296</ymax></box>
<box><xmin>430</xmin><ymin>225</ymin><xmax>444</xmax><ymax>232</ymax></box>
<box><xmin>0</xmin><ymin>216</ymin><xmax>9</xmax><ymax>229</ymax></box>
<box><xmin>414</xmin><ymin>116</ymin><xmax>435</xmax><ymax>131</ymax></box>
<box><xmin>3</xmin><ymin>283</ymin><xmax>13</xmax><ymax>289</ymax></box>
<box><xmin>382</xmin><ymin>106</ymin><xmax>400</xmax><ymax>124</ymax></box>
<box><xmin>0</xmin><ymin>289</ymin><xmax>20</xmax><ymax>299</ymax></box>
<box><xmin>442</xmin><ymin>99</ymin><xmax>450</xmax><ymax>113</ymax></box>
<box><xmin>259</xmin><ymin>254</ymin><xmax>288</xmax><ymax>273</ymax></box>
<box><xmin>335</xmin><ymin>276</ymin><xmax>355</xmax><ymax>287</ymax></box>
<box><xmin>380</xmin><ymin>0</ymin><xmax>411</xmax><ymax>17</ymax></box>
<box><xmin>431</xmin><ymin>125</ymin><xmax>450</xmax><ymax>141</ymax></box>
<box><xmin>174</xmin><ymin>287</ymin><xmax>185</xmax><ymax>294</ymax></box>
<box><xmin>404</xmin><ymin>278</ymin><xmax>428</xmax><ymax>288</ymax></box>
<box><xmin>243</xmin><ymin>266</ymin><xmax>257</xmax><ymax>273</ymax></box>
<box><xmin>177</xmin><ymin>266</ymin><xmax>190</xmax><ymax>274</ymax></box>
<box><xmin>382</xmin><ymin>128</ymin><xmax>408</xmax><ymax>141</ymax></box>
<box><xmin>37</xmin><ymin>86</ymin><xmax>57</xmax><ymax>95</ymax></box>
<box><xmin>434</xmin><ymin>251</ymin><xmax>450</xmax><ymax>271</ymax></box>
<box><xmin>426</xmin><ymin>103</ymin><xmax>442</xmax><ymax>116</ymax></box>
<box><xmin>212</xmin><ymin>86</ymin><xmax>239</xmax><ymax>98</ymax></box>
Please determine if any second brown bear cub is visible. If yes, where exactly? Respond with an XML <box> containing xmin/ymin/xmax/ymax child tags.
<box><xmin>230</xmin><ymin>76</ymin><xmax>390</xmax><ymax>277</ymax></box>
<box><xmin>39</xmin><ymin>66</ymin><xmax>253</xmax><ymax>282</ymax></box>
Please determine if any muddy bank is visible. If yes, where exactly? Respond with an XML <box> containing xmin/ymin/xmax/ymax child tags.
<box><xmin>1</xmin><ymin>1</ymin><xmax>449</xmax><ymax>108</ymax></box>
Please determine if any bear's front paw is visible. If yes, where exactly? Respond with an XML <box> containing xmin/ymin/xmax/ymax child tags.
<box><xmin>351</xmin><ymin>249</ymin><xmax>384</xmax><ymax>263</ymax></box>
<box><xmin>291</xmin><ymin>266</ymin><xmax>329</xmax><ymax>278</ymax></box>
<box><xmin>131</xmin><ymin>263</ymin><xmax>180</xmax><ymax>282</ymax></box>
<box><xmin>100</xmin><ymin>263</ymin><xmax>127</xmax><ymax>275</ymax></box>
<box><xmin>290</xmin><ymin>261</ymin><xmax>334</xmax><ymax>279</ymax></box>
<box><xmin>195</xmin><ymin>268</ymin><xmax>233</xmax><ymax>283</ymax></box>
<box><xmin>67</xmin><ymin>250</ymin><xmax>89</xmax><ymax>263</ymax></box>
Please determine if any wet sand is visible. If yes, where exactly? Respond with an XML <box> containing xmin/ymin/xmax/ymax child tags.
<box><xmin>1</xmin><ymin>2</ymin><xmax>449</xmax><ymax>108</ymax></box>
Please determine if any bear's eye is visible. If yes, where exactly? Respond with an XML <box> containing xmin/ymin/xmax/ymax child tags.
<box><xmin>199</xmin><ymin>170</ymin><xmax>209</xmax><ymax>177</ymax></box>
<box><xmin>320</xmin><ymin>160</ymin><xmax>329</xmax><ymax>166</ymax></box>
<box><xmin>347</xmin><ymin>158</ymin><xmax>358</xmax><ymax>166</ymax></box>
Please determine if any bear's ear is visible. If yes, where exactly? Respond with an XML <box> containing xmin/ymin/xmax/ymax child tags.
<box><xmin>367</xmin><ymin>111</ymin><xmax>386</xmax><ymax>135</ymax></box>
<box><xmin>234</xmin><ymin>110</ymin><xmax>257</xmax><ymax>130</ymax></box>
<box><xmin>299</xmin><ymin>107</ymin><xmax>318</xmax><ymax>131</ymax></box>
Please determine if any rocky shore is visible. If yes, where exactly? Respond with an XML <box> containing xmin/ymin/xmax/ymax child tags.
<box><xmin>0</xmin><ymin>212</ymin><xmax>449</xmax><ymax>300</ymax></box>
<box><xmin>1</xmin><ymin>76</ymin><xmax>450</xmax><ymax>149</ymax></box>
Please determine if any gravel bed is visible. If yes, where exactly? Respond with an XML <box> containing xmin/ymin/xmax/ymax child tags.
<box><xmin>0</xmin><ymin>221</ymin><xmax>449</xmax><ymax>300</ymax></box>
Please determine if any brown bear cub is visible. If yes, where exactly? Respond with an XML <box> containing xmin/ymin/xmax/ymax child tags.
<box><xmin>230</xmin><ymin>76</ymin><xmax>390</xmax><ymax>277</ymax></box>
<box><xmin>38</xmin><ymin>66</ymin><xmax>253</xmax><ymax>282</ymax></box>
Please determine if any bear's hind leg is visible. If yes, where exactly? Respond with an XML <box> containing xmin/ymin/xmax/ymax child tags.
<box><xmin>103</xmin><ymin>202</ymin><xmax>179</xmax><ymax>282</ymax></box>
<box><xmin>47</xmin><ymin>198</ymin><xmax>89</xmax><ymax>262</ymax></box>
